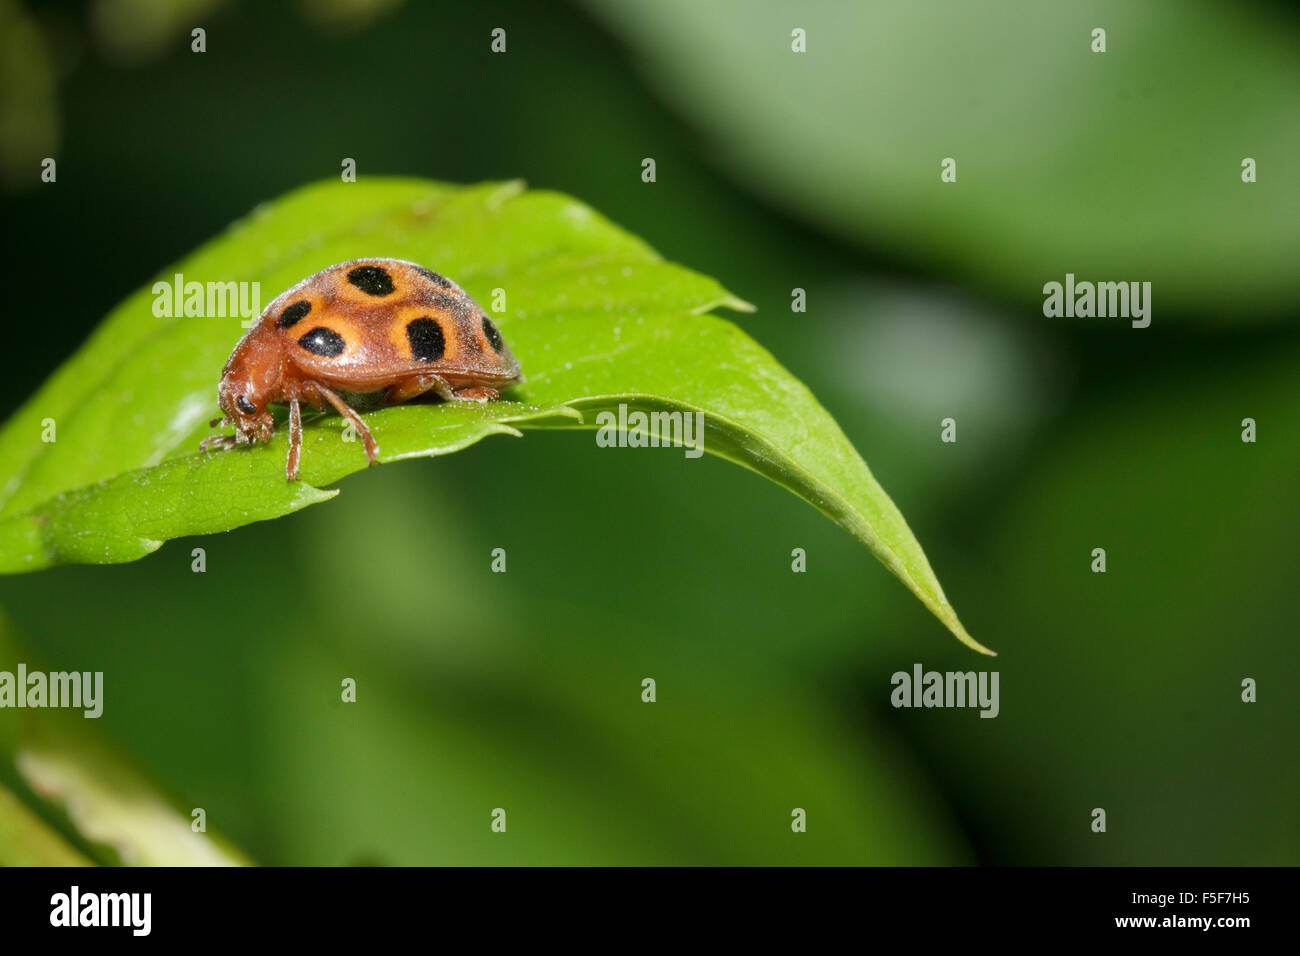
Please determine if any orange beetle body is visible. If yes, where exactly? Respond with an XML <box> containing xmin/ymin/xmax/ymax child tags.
<box><xmin>201</xmin><ymin>258</ymin><xmax>522</xmax><ymax>480</ymax></box>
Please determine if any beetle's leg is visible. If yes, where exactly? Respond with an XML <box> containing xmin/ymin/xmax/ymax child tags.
<box><xmin>200</xmin><ymin>434</ymin><xmax>237</xmax><ymax>453</ymax></box>
<box><xmin>314</xmin><ymin>383</ymin><xmax>380</xmax><ymax>465</ymax></box>
<box><xmin>285</xmin><ymin>397</ymin><xmax>303</xmax><ymax>482</ymax></box>
<box><xmin>383</xmin><ymin>372</ymin><xmax>454</xmax><ymax>404</ymax></box>
<box><xmin>450</xmin><ymin>385</ymin><xmax>499</xmax><ymax>402</ymax></box>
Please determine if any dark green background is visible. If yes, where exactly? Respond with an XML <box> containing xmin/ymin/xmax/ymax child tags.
<box><xmin>0</xmin><ymin>0</ymin><xmax>1295</xmax><ymax>864</ymax></box>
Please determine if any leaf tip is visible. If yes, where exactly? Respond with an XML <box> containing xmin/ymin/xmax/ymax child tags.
<box><xmin>297</xmin><ymin>484</ymin><xmax>341</xmax><ymax>504</ymax></box>
<box><xmin>950</xmin><ymin>623</ymin><xmax>996</xmax><ymax>656</ymax></box>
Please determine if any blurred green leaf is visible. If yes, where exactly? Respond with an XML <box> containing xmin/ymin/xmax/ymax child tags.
<box><xmin>910</xmin><ymin>342</ymin><xmax>1300</xmax><ymax>863</ymax></box>
<box><xmin>0</xmin><ymin>178</ymin><xmax>988</xmax><ymax>652</ymax></box>
<box><xmin>0</xmin><ymin>780</ymin><xmax>90</xmax><ymax>866</ymax></box>
<box><xmin>585</xmin><ymin>0</ymin><xmax>1300</xmax><ymax>319</ymax></box>
<box><xmin>257</xmin><ymin>630</ymin><xmax>973</xmax><ymax>865</ymax></box>
<box><xmin>0</xmin><ymin>613</ymin><xmax>251</xmax><ymax>865</ymax></box>
<box><xmin>11</xmin><ymin>724</ymin><xmax>250</xmax><ymax>866</ymax></box>
<box><xmin>0</xmin><ymin>0</ymin><xmax>59</xmax><ymax>189</ymax></box>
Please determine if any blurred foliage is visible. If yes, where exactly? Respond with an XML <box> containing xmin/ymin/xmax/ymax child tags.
<box><xmin>0</xmin><ymin>614</ymin><xmax>248</xmax><ymax>864</ymax></box>
<box><xmin>0</xmin><ymin>0</ymin><xmax>1295</xmax><ymax>865</ymax></box>
<box><xmin>0</xmin><ymin>0</ymin><xmax>58</xmax><ymax>187</ymax></box>
<box><xmin>90</xmin><ymin>0</ymin><xmax>223</xmax><ymax>64</ymax></box>
<box><xmin>890</xmin><ymin>340</ymin><xmax>1300</xmax><ymax>864</ymax></box>
<box><xmin>585</xmin><ymin>0</ymin><xmax>1300</xmax><ymax>319</ymax></box>
<box><xmin>0</xmin><ymin>782</ymin><xmax>90</xmax><ymax>865</ymax></box>
<box><xmin>15</xmin><ymin>720</ymin><xmax>251</xmax><ymax>865</ymax></box>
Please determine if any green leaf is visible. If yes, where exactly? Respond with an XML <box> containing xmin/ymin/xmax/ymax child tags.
<box><xmin>582</xmin><ymin>0</ymin><xmax>1300</xmax><ymax>319</ymax></box>
<box><xmin>0</xmin><ymin>178</ymin><xmax>989</xmax><ymax>653</ymax></box>
<box><xmin>0</xmin><ymin>401</ymin><xmax>578</xmax><ymax>570</ymax></box>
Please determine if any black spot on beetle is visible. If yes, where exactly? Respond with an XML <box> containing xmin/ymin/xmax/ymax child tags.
<box><xmin>347</xmin><ymin>265</ymin><xmax>395</xmax><ymax>296</ymax></box>
<box><xmin>406</xmin><ymin>317</ymin><xmax>446</xmax><ymax>362</ymax></box>
<box><xmin>298</xmin><ymin>326</ymin><xmax>346</xmax><ymax>358</ymax></box>
<box><xmin>236</xmin><ymin>395</ymin><xmax>256</xmax><ymax>415</ymax></box>
<box><xmin>277</xmin><ymin>300</ymin><xmax>311</xmax><ymax>328</ymax></box>
<box><xmin>413</xmin><ymin>265</ymin><xmax>452</xmax><ymax>289</ymax></box>
<box><xmin>482</xmin><ymin>315</ymin><xmax>505</xmax><ymax>353</ymax></box>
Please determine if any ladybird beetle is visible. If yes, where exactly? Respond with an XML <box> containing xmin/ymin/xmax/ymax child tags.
<box><xmin>201</xmin><ymin>258</ymin><xmax>523</xmax><ymax>481</ymax></box>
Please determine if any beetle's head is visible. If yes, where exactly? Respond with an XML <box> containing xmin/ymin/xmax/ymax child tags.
<box><xmin>214</xmin><ymin>336</ymin><xmax>281</xmax><ymax>444</ymax></box>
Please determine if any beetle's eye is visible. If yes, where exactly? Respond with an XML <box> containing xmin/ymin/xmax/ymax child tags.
<box><xmin>236</xmin><ymin>395</ymin><xmax>256</xmax><ymax>416</ymax></box>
